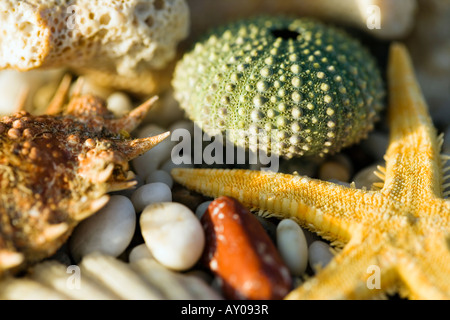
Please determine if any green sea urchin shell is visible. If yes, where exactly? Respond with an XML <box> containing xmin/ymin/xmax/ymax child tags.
<box><xmin>173</xmin><ymin>16</ymin><xmax>385</xmax><ymax>158</ymax></box>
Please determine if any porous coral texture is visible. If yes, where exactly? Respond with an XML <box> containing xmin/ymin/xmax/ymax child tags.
<box><xmin>0</xmin><ymin>0</ymin><xmax>189</xmax><ymax>93</ymax></box>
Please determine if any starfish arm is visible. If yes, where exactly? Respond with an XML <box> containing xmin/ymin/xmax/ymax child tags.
<box><xmin>428</xmin><ymin>198</ymin><xmax>450</xmax><ymax>222</ymax></box>
<box><xmin>394</xmin><ymin>235</ymin><xmax>450</xmax><ymax>299</ymax></box>
<box><xmin>384</xmin><ymin>43</ymin><xmax>444</xmax><ymax>206</ymax></box>
<box><xmin>285</xmin><ymin>235</ymin><xmax>397</xmax><ymax>300</ymax></box>
<box><xmin>172</xmin><ymin>168</ymin><xmax>384</xmax><ymax>244</ymax></box>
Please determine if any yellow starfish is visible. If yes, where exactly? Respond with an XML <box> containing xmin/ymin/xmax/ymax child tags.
<box><xmin>171</xmin><ymin>43</ymin><xmax>450</xmax><ymax>300</ymax></box>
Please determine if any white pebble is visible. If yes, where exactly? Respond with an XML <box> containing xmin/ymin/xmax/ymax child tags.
<box><xmin>131</xmin><ymin>182</ymin><xmax>172</xmax><ymax>212</ymax></box>
<box><xmin>169</xmin><ymin>119</ymin><xmax>195</xmax><ymax>136</ymax></box>
<box><xmin>308</xmin><ymin>240</ymin><xmax>334</xmax><ymax>273</ymax></box>
<box><xmin>140</xmin><ymin>202</ymin><xmax>205</xmax><ymax>271</ymax></box>
<box><xmin>106</xmin><ymin>92</ymin><xmax>132</xmax><ymax>117</ymax></box>
<box><xmin>195</xmin><ymin>201</ymin><xmax>212</xmax><ymax>219</ymax></box>
<box><xmin>144</xmin><ymin>90</ymin><xmax>185</xmax><ymax>127</ymax></box>
<box><xmin>128</xmin><ymin>243</ymin><xmax>154</xmax><ymax>263</ymax></box>
<box><xmin>276</xmin><ymin>219</ymin><xmax>308</xmax><ymax>276</ymax></box>
<box><xmin>69</xmin><ymin>195</ymin><xmax>136</xmax><ymax>262</ymax></box>
<box><xmin>145</xmin><ymin>170</ymin><xmax>173</xmax><ymax>189</ymax></box>
<box><xmin>132</xmin><ymin>124</ymin><xmax>174</xmax><ymax>177</ymax></box>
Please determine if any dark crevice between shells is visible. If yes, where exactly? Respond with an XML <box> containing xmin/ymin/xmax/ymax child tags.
<box><xmin>271</xmin><ymin>28</ymin><xmax>300</xmax><ymax>40</ymax></box>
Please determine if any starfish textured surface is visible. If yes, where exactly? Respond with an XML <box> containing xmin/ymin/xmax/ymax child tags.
<box><xmin>172</xmin><ymin>43</ymin><xmax>450</xmax><ymax>299</ymax></box>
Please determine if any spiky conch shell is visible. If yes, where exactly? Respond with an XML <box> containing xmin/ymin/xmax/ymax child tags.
<box><xmin>173</xmin><ymin>16</ymin><xmax>385</xmax><ymax>159</ymax></box>
<box><xmin>0</xmin><ymin>76</ymin><xmax>169</xmax><ymax>277</ymax></box>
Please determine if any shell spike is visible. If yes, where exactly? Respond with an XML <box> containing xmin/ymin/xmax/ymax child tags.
<box><xmin>373</xmin><ymin>170</ymin><xmax>385</xmax><ymax>181</ymax></box>
<box><xmin>119</xmin><ymin>131</ymin><xmax>170</xmax><ymax>160</ymax></box>
<box><xmin>73</xmin><ymin>195</ymin><xmax>110</xmax><ymax>221</ymax></box>
<box><xmin>0</xmin><ymin>250</ymin><xmax>24</xmax><ymax>270</ymax></box>
<box><xmin>107</xmin><ymin>96</ymin><xmax>159</xmax><ymax>133</ymax></box>
<box><xmin>46</xmin><ymin>74</ymin><xmax>72</xmax><ymax>115</ymax></box>
<box><xmin>71</xmin><ymin>76</ymin><xmax>85</xmax><ymax>99</ymax></box>
<box><xmin>41</xmin><ymin>223</ymin><xmax>70</xmax><ymax>242</ymax></box>
<box><xmin>106</xmin><ymin>180</ymin><xmax>137</xmax><ymax>192</ymax></box>
<box><xmin>14</xmin><ymin>85</ymin><xmax>30</xmax><ymax>112</ymax></box>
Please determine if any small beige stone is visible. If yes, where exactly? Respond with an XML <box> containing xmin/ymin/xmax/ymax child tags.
<box><xmin>145</xmin><ymin>170</ymin><xmax>174</xmax><ymax>189</ymax></box>
<box><xmin>132</xmin><ymin>124</ymin><xmax>174</xmax><ymax>177</ymax></box>
<box><xmin>276</xmin><ymin>219</ymin><xmax>308</xmax><ymax>276</ymax></box>
<box><xmin>69</xmin><ymin>195</ymin><xmax>136</xmax><ymax>262</ymax></box>
<box><xmin>140</xmin><ymin>202</ymin><xmax>205</xmax><ymax>271</ymax></box>
<box><xmin>308</xmin><ymin>240</ymin><xmax>334</xmax><ymax>273</ymax></box>
<box><xmin>130</xmin><ymin>182</ymin><xmax>172</xmax><ymax>212</ymax></box>
<box><xmin>128</xmin><ymin>243</ymin><xmax>154</xmax><ymax>263</ymax></box>
<box><xmin>106</xmin><ymin>92</ymin><xmax>133</xmax><ymax>117</ymax></box>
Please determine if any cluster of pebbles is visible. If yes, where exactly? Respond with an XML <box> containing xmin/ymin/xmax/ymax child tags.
<box><xmin>0</xmin><ymin>0</ymin><xmax>448</xmax><ymax>301</ymax></box>
<box><xmin>0</xmin><ymin>79</ymin><xmax>396</xmax><ymax>300</ymax></box>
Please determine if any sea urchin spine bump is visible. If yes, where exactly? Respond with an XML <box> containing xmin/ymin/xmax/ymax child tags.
<box><xmin>173</xmin><ymin>16</ymin><xmax>385</xmax><ymax>158</ymax></box>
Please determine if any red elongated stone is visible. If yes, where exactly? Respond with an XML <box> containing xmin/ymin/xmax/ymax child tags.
<box><xmin>201</xmin><ymin>196</ymin><xmax>292</xmax><ymax>300</ymax></box>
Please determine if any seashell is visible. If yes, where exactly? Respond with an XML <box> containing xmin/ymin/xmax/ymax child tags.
<box><xmin>0</xmin><ymin>76</ymin><xmax>169</xmax><ymax>277</ymax></box>
<box><xmin>187</xmin><ymin>0</ymin><xmax>417</xmax><ymax>41</ymax></box>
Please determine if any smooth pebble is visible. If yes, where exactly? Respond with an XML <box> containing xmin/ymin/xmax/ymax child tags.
<box><xmin>144</xmin><ymin>90</ymin><xmax>186</xmax><ymax>127</ymax></box>
<box><xmin>132</xmin><ymin>124</ymin><xmax>174</xmax><ymax>177</ymax></box>
<box><xmin>106</xmin><ymin>91</ymin><xmax>132</xmax><ymax>117</ymax></box>
<box><xmin>159</xmin><ymin>158</ymin><xmax>194</xmax><ymax>174</ymax></box>
<box><xmin>131</xmin><ymin>182</ymin><xmax>172</xmax><ymax>212</ymax></box>
<box><xmin>276</xmin><ymin>219</ymin><xmax>308</xmax><ymax>276</ymax></box>
<box><xmin>195</xmin><ymin>201</ymin><xmax>212</xmax><ymax>219</ymax></box>
<box><xmin>69</xmin><ymin>195</ymin><xmax>136</xmax><ymax>262</ymax></box>
<box><xmin>140</xmin><ymin>202</ymin><xmax>205</xmax><ymax>271</ymax></box>
<box><xmin>128</xmin><ymin>243</ymin><xmax>154</xmax><ymax>263</ymax></box>
<box><xmin>145</xmin><ymin>170</ymin><xmax>174</xmax><ymax>189</ymax></box>
<box><xmin>169</xmin><ymin>119</ymin><xmax>195</xmax><ymax>136</ymax></box>
<box><xmin>308</xmin><ymin>240</ymin><xmax>334</xmax><ymax>273</ymax></box>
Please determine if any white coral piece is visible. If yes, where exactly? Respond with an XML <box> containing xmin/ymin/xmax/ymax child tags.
<box><xmin>0</xmin><ymin>0</ymin><xmax>189</xmax><ymax>76</ymax></box>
